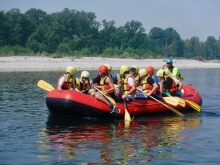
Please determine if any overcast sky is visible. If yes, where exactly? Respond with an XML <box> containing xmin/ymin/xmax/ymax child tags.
<box><xmin>1</xmin><ymin>0</ymin><xmax>219</xmax><ymax>41</ymax></box>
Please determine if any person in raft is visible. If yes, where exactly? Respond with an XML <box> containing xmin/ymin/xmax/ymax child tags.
<box><xmin>57</xmin><ymin>66</ymin><xmax>79</xmax><ymax>91</ymax></box>
<box><xmin>162</xmin><ymin>58</ymin><xmax>184</xmax><ymax>80</ymax></box>
<box><xmin>156</xmin><ymin>69</ymin><xmax>179</xmax><ymax>97</ymax></box>
<box><xmin>95</xmin><ymin>65</ymin><xmax>118</xmax><ymax>113</ymax></box>
<box><xmin>75</xmin><ymin>71</ymin><xmax>91</xmax><ymax>94</ymax></box>
<box><xmin>130</xmin><ymin>65</ymin><xmax>141</xmax><ymax>88</ymax></box>
<box><xmin>138</xmin><ymin>66</ymin><xmax>159</xmax><ymax>98</ymax></box>
<box><xmin>120</xmin><ymin>65</ymin><xmax>136</xmax><ymax>102</ymax></box>
<box><xmin>104</xmin><ymin>64</ymin><xmax>113</xmax><ymax>77</ymax></box>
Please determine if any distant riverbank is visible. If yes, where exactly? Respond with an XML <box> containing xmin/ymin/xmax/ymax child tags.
<box><xmin>0</xmin><ymin>56</ymin><xmax>220</xmax><ymax>72</ymax></box>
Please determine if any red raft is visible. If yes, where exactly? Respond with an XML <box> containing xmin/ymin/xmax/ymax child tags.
<box><xmin>46</xmin><ymin>84</ymin><xmax>202</xmax><ymax>119</ymax></box>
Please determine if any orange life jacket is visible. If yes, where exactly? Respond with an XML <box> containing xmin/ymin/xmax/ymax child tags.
<box><xmin>141</xmin><ymin>76</ymin><xmax>157</xmax><ymax>95</ymax></box>
<box><xmin>122</xmin><ymin>75</ymin><xmax>136</xmax><ymax>95</ymax></box>
<box><xmin>134</xmin><ymin>75</ymin><xmax>141</xmax><ymax>87</ymax></box>
<box><xmin>100</xmin><ymin>76</ymin><xmax>113</xmax><ymax>93</ymax></box>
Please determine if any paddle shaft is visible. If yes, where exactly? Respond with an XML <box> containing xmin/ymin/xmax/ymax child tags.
<box><xmin>137</xmin><ymin>89</ymin><xmax>184</xmax><ymax>116</ymax></box>
<box><xmin>149</xmin><ymin>96</ymin><xmax>184</xmax><ymax>116</ymax></box>
<box><xmin>93</xmin><ymin>86</ymin><xmax>116</xmax><ymax>105</ymax></box>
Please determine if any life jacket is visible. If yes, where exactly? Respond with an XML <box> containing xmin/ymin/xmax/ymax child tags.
<box><xmin>75</xmin><ymin>78</ymin><xmax>87</xmax><ymax>93</ymax></box>
<box><xmin>100</xmin><ymin>76</ymin><xmax>113</xmax><ymax>93</ymax></box>
<box><xmin>134</xmin><ymin>75</ymin><xmax>141</xmax><ymax>87</ymax></box>
<box><xmin>122</xmin><ymin>75</ymin><xmax>136</xmax><ymax>95</ymax></box>
<box><xmin>169</xmin><ymin>66</ymin><xmax>182</xmax><ymax>79</ymax></box>
<box><xmin>57</xmin><ymin>74</ymin><xmax>73</xmax><ymax>90</ymax></box>
<box><xmin>165</xmin><ymin>76</ymin><xmax>177</xmax><ymax>92</ymax></box>
<box><xmin>141</xmin><ymin>76</ymin><xmax>157</xmax><ymax>95</ymax></box>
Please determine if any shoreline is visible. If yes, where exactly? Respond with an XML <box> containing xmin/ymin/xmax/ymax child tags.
<box><xmin>1</xmin><ymin>56</ymin><xmax>220</xmax><ymax>72</ymax></box>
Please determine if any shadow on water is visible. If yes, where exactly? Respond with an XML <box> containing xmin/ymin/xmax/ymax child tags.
<box><xmin>36</xmin><ymin>114</ymin><xmax>202</xmax><ymax>164</ymax></box>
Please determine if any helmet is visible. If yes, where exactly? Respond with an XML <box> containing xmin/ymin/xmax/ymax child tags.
<box><xmin>138</xmin><ymin>69</ymin><xmax>147</xmax><ymax>77</ymax></box>
<box><xmin>66</xmin><ymin>66</ymin><xmax>76</xmax><ymax>75</ymax></box>
<box><xmin>166</xmin><ymin>58</ymin><xmax>173</xmax><ymax>64</ymax></box>
<box><xmin>131</xmin><ymin>65</ymin><xmax>139</xmax><ymax>73</ymax></box>
<box><xmin>120</xmin><ymin>65</ymin><xmax>130</xmax><ymax>75</ymax></box>
<box><xmin>164</xmin><ymin>68</ymin><xmax>171</xmax><ymax>75</ymax></box>
<box><xmin>156</xmin><ymin>69</ymin><xmax>164</xmax><ymax>77</ymax></box>
<box><xmin>112</xmin><ymin>74</ymin><xmax>118</xmax><ymax>83</ymax></box>
<box><xmin>81</xmin><ymin>71</ymin><xmax>90</xmax><ymax>79</ymax></box>
<box><xmin>98</xmin><ymin>65</ymin><xmax>108</xmax><ymax>75</ymax></box>
<box><xmin>104</xmin><ymin>64</ymin><xmax>112</xmax><ymax>70</ymax></box>
<box><xmin>146</xmin><ymin>66</ymin><xmax>154</xmax><ymax>75</ymax></box>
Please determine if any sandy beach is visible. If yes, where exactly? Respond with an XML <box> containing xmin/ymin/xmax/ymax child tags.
<box><xmin>0</xmin><ymin>56</ymin><xmax>220</xmax><ymax>72</ymax></box>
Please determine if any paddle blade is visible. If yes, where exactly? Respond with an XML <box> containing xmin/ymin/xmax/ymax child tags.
<box><xmin>124</xmin><ymin>108</ymin><xmax>131</xmax><ymax>121</ymax></box>
<box><xmin>37</xmin><ymin>80</ymin><xmax>55</xmax><ymax>92</ymax></box>
<box><xmin>175</xmin><ymin>97</ymin><xmax>186</xmax><ymax>107</ymax></box>
<box><xmin>163</xmin><ymin>97</ymin><xmax>179</xmax><ymax>106</ymax></box>
<box><xmin>186</xmin><ymin>100</ymin><xmax>201</xmax><ymax>112</ymax></box>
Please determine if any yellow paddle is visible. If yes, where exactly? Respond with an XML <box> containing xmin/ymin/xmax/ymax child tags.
<box><xmin>185</xmin><ymin>100</ymin><xmax>201</xmax><ymax>112</ymax></box>
<box><xmin>93</xmin><ymin>86</ymin><xmax>116</xmax><ymax>105</ymax></box>
<box><xmin>123</xmin><ymin>99</ymin><xmax>132</xmax><ymax>121</ymax></box>
<box><xmin>93</xmin><ymin>86</ymin><xmax>130</xmax><ymax>119</ymax></box>
<box><xmin>163</xmin><ymin>92</ymin><xmax>200</xmax><ymax>112</ymax></box>
<box><xmin>137</xmin><ymin>89</ymin><xmax>184</xmax><ymax>116</ymax></box>
<box><xmin>163</xmin><ymin>92</ymin><xmax>185</xmax><ymax>107</ymax></box>
<box><xmin>174</xmin><ymin>97</ymin><xmax>186</xmax><ymax>107</ymax></box>
<box><xmin>162</xmin><ymin>97</ymin><xmax>180</xmax><ymax>106</ymax></box>
<box><xmin>37</xmin><ymin>80</ymin><xmax>55</xmax><ymax>92</ymax></box>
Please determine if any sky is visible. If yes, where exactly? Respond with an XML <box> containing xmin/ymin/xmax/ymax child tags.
<box><xmin>0</xmin><ymin>0</ymin><xmax>219</xmax><ymax>41</ymax></box>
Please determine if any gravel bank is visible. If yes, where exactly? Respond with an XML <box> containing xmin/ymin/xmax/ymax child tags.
<box><xmin>0</xmin><ymin>56</ymin><xmax>220</xmax><ymax>72</ymax></box>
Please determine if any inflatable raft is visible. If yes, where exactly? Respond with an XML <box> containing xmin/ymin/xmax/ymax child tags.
<box><xmin>45</xmin><ymin>84</ymin><xmax>202</xmax><ymax>119</ymax></box>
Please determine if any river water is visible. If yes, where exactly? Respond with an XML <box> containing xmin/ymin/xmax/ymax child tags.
<box><xmin>0</xmin><ymin>69</ymin><xmax>220</xmax><ymax>164</ymax></box>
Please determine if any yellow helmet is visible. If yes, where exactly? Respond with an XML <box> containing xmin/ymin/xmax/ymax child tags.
<box><xmin>164</xmin><ymin>68</ymin><xmax>171</xmax><ymax>75</ymax></box>
<box><xmin>156</xmin><ymin>69</ymin><xmax>164</xmax><ymax>77</ymax></box>
<box><xmin>120</xmin><ymin>65</ymin><xmax>130</xmax><ymax>75</ymax></box>
<box><xmin>81</xmin><ymin>71</ymin><xmax>90</xmax><ymax>78</ymax></box>
<box><xmin>131</xmin><ymin>65</ymin><xmax>139</xmax><ymax>73</ymax></box>
<box><xmin>104</xmin><ymin>64</ymin><xmax>112</xmax><ymax>70</ymax></box>
<box><xmin>66</xmin><ymin>66</ymin><xmax>76</xmax><ymax>75</ymax></box>
<box><xmin>138</xmin><ymin>69</ymin><xmax>147</xmax><ymax>77</ymax></box>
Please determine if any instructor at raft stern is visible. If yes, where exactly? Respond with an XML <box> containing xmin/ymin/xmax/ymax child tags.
<box><xmin>57</xmin><ymin>66</ymin><xmax>79</xmax><ymax>91</ymax></box>
<box><xmin>162</xmin><ymin>58</ymin><xmax>184</xmax><ymax>80</ymax></box>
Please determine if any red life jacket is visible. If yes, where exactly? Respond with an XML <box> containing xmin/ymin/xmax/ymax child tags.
<box><xmin>122</xmin><ymin>75</ymin><xmax>136</xmax><ymax>95</ymax></box>
<box><xmin>167</xmin><ymin>76</ymin><xmax>177</xmax><ymax>92</ymax></box>
<box><xmin>141</xmin><ymin>76</ymin><xmax>157</xmax><ymax>95</ymax></box>
<box><xmin>57</xmin><ymin>74</ymin><xmax>73</xmax><ymax>90</ymax></box>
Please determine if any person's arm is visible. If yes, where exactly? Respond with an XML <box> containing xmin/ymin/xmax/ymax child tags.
<box><xmin>57</xmin><ymin>77</ymin><xmax>65</xmax><ymax>90</ymax></box>
<box><xmin>104</xmin><ymin>77</ymin><xmax>115</xmax><ymax>94</ymax></box>
<box><xmin>123</xmin><ymin>77</ymin><xmax>136</xmax><ymax>97</ymax></box>
<box><xmin>162</xmin><ymin>64</ymin><xmax>168</xmax><ymax>69</ymax></box>
<box><xmin>146</xmin><ymin>78</ymin><xmax>158</xmax><ymax>96</ymax></box>
<box><xmin>85</xmin><ymin>79</ymin><xmax>91</xmax><ymax>90</ymax></box>
<box><xmin>178</xmin><ymin>80</ymin><xmax>183</xmax><ymax>90</ymax></box>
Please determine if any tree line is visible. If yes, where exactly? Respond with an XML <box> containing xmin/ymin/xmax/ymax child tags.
<box><xmin>0</xmin><ymin>8</ymin><xmax>220</xmax><ymax>60</ymax></box>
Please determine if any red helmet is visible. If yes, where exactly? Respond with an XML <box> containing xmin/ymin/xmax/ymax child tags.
<box><xmin>98</xmin><ymin>65</ymin><xmax>108</xmax><ymax>75</ymax></box>
<box><xmin>146</xmin><ymin>66</ymin><xmax>154</xmax><ymax>75</ymax></box>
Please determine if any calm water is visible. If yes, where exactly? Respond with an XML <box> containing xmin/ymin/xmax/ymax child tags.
<box><xmin>0</xmin><ymin>69</ymin><xmax>220</xmax><ymax>164</ymax></box>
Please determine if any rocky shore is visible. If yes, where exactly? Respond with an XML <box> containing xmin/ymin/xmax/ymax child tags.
<box><xmin>0</xmin><ymin>56</ymin><xmax>220</xmax><ymax>72</ymax></box>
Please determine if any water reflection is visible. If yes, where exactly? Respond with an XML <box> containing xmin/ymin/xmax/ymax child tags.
<box><xmin>37</xmin><ymin>115</ymin><xmax>201</xmax><ymax>164</ymax></box>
